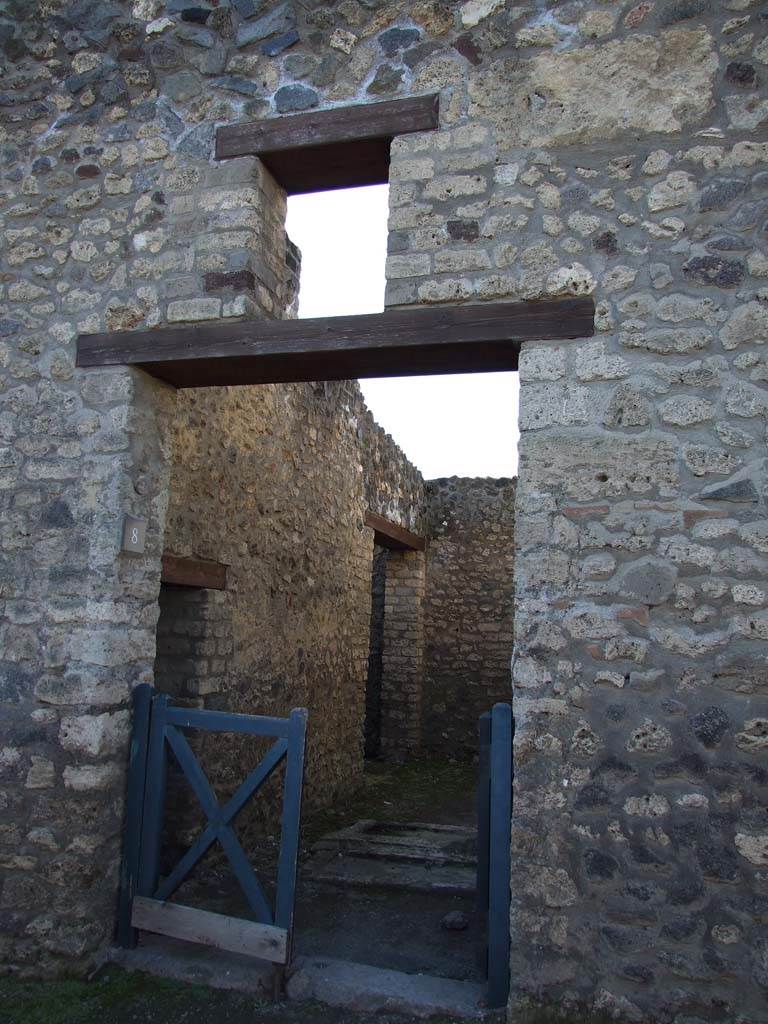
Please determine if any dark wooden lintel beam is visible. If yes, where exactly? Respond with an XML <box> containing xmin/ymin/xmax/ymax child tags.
<box><xmin>75</xmin><ymin>297</ymin><xmax>596</xmax><ymax>390</ymax></box>
<box><xmin>161</xmin><ymin>553</ymin><xmax>228</xmax><ymax>590</ymax></box>
<box><xmin>365</xmin><ymin>512</ymin><xmax>426</xmax><ymax>552</ymax></box>
<box><xmin>215</xmin><ymin>95</ymin><xmax>440</xmax><ymax>194</ymax></box>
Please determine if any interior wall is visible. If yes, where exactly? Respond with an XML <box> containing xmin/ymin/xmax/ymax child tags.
<box><xmin>159</xmin><ymin>379</ymin><xmax>425</xmax><ymax>826</ymax></box>
<box><xmin>422</xmin><ymin>477</ymin><xmax>516</xmax><ymax>758</ymax></box>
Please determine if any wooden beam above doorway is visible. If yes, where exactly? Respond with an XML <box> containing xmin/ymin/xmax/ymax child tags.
<box><xmin>161</xmin><ymin>553</ymin><xmax>228</xmax><ymax>590</ymax></box>
<box><xmin>365</xmin><ymin>512</ymin><xmax>426</xmax><ymax>552</ymax></box>
<box><xmin>75</xmin><ymin>297</ymin><xmax>595</xmax><ymax>390</ymax></box>
<box><xmin>215</xmin><ymin>94</ymin><xmax>440</xmax><ymax>194</ymax></box>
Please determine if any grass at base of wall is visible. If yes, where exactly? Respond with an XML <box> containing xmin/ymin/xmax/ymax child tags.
<box><xmin>0</xmin><ymin>969</ymin><xmax>464</xmax><ymax>1024</ymax></box>
<box><xmin>0</xmin><ymin>969</ymin><xmax>620</xmax><ymax>1024</ymax></box>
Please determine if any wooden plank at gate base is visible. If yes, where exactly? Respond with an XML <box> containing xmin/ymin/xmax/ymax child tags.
<box><xmin>132</xmin><ymin>896</ymin><xmax>288</xmax><ymax>964</ymax></box>
<box><xmin>161</xmin><ymin>553</ymin><xmax>227</xmax><ymax>590</ymax></box>
<box><xmin>75</xmin><ymin>297</ymin><xmax>596</xmax><ymax>390</ymax></box>
<box><xmin>364</xmin><ymin>512</ymin><xmax>426</xmax><ymax>552</ymax></box>
<box><xmin>215</xmin><ymin>95</ymin><xmax>440</xmax><ymax>194</ymax></box>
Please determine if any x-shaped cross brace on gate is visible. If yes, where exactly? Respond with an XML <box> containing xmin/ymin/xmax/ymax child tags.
<box><xmin>155</xmin><ymin>725</ymin><xmax>288</xmax><ymax>924</ymax></box>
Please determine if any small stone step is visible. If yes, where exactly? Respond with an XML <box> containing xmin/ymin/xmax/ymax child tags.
<box><xmin>287</xmin><ymin>955</ymin><xmax>489</xmax><ymax>1019</ymax></box>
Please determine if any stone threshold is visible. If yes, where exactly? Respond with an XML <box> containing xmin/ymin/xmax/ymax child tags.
<box><xmin>108</xmin><ymin>941</ymin><xmax>492</xmax><ymax>1019</ymax></box>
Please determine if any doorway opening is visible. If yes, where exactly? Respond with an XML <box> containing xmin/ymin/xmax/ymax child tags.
<box><xmin>120</xmin><ymin>168</ymin><xmax>533</xmax><ymax>1011</ymax></box>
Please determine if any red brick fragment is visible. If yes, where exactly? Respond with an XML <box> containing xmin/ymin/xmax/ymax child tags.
<box><xmin>683</xmin><ymin>508</ymin><xmax>728</xmax><ymax>529</ymax></box>
<box><xmin>617</xmin><ymin>606</ymin><xmax>649</xmax><ymax>626</ymax></box>
<box><xmin>625</xmin><ymin>1</ymin><xmax>653</xmax><ymax>28</ymax></box>
<box><xmin>563</xmin><ymin>505</ymin><xmax>610</xmax><ymax>519</ymax></box>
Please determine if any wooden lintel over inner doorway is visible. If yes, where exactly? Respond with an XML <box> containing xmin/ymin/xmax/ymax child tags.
<box><xmin>365</xmin><ymin>512</ymin><xmax>426</xmax><ymax>552</ymax></box>
<box><xmin>75</xmin><ymin>297</ymin><xmax>596</xmax><ymax>390</ymax></box>
<box><xmin>215</xmin><ymin>94</ymin><xmax>440</xmax><ymax>194</ymax></box>
<box><xmin>161</xmin><ymin>553</ymin><xmax>228</xmax><ymax>590</ymax></box>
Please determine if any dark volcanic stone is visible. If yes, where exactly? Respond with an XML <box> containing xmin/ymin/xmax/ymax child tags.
<box><xmin>149</xmin><ymin>41</ymin><xmax>184</xmax><ymax>69</ymax></box>
<box><xmin>726</xmin><ymin>61</ymin><xmax>757</xmax><ymax>88</ymax></box>
<box><xmin>236</xmin><ymin>3</ymin><xmax>295</xmax><ymax>48</ymax></box>
<box><xmin>593</xmin><ymin>229</ymin><xmax>618</xmax><ymax>255</ymax></box>
<box><xmin>274</xmin><ymin>84</ymin><xmax>318</xmax><ymax>112</ymax></box>
<box><xmin>561</xmin><ymin>183</ymin><xmax>590</xmax><ymax>205</ymax></box>
<box><xmin>176</xmin><ymin>124</ymin><xmax>215</xmax><ymax>159</ymax></box>
<box><xmin>661</xmin><ymin>915</ymin><xmax>698</xmax><ymax>941</ymax></box>
<box><xmin>176</xmin><ymin>24</ymin><xmax>216</xmax><ymax>48</ymax></box>
<box><xmin>453</xmin><ymin>33</ymin><xmax>481</xmax><ymax>65</ymax></box>
<box><xmin>213</xmin><ymin>75</ymin><xmax>262</xmax><ymax>97</ymax></box>
<box><xmin>690</xmin><ymin>705</ymin><xmax>730</xmax><ymax>748</ymax></box>
<box><xmin>31</xmin><ymin>156</ymin><xmax>52</xmax><ymax>173</ymax></box>
<box><xmin>683</xmin><ymin>255</ymin><xmax>745</xmax><ymax>288</ymax></box>
<box><xmin>0</xmin><ymin>319</ymin><xmax>20</xmax><ymax>336</ymax></box>
<box><xmin>404</xmin><ymin>41</ymin><xmax>440</xmax><ymax>69</ymax></box>
<box><xmin>232</xmin><ymin>0</ymin><xmax>260</xmax><ymax>17</ymax></box>
<box><xmin>631</xmin><ymin>843</ymin><xmax>666</xmax><ymax>867</ymax></box>
<box><xmin>705</xmin><ymin>234</ymin><xmax>749</xmax><ymax>251</ymax></box>
<box><xmin>594</xmin><ymin>755</ymin><xmax>635</xmax><ymax>781</ymax></box>
<box><xmin>205</xmin><ymin>270</ymin><xmax>256</xmax><ymax>293</ymax></box>
<box><xmin>261</xmin><ymin>29</ymin><xmax>300</xmax><ymax>56</ymax></box>
<box><xmin>448</xmin><ymin>219</ymin><xmax>479</xmax><ymax>242</ymax></box>
<box><xmin>699</xmin><ymin>177</ymin><xmax>748</xmax><ymax>212</ymax></box>
<box><xmin>378</xmin><ymin>27</ymin><xmax>421</xmax><ymax>56</ymax></box>
<box><xmin>732</xmin><ymin>200</ymin><xmax>767</xmax><ymax>230</ymax></box>
<box><xmin>654</xmin><ymin>751</ymin><xmax>707</xmax><ymax>779</ymax></box>
<box><xmin>75</xmin><ymin>163</ymin><xmax>101</xmax><ymax>178</ymax></box>
<box><xmin>367</xmin><ymin>64</ymin><xmax>405</xmax><ymax>95</ymax></box>
<box><xmin>0</xmin><ymin>661</ymin><xmax>29</xmax><ymax>703</ymax></box>
<box><xmin>623</xmin><ymin>963</ymin><xmax>654</xmax><ymax>984</ymax></box>
<box><xmin>99</xmin><ymin>75</ymin><xmax>129</xmax><ymax>106</ymax></box>
<box><xmin>668</xmin><ymin>873</ymin><xmax>704</xmax><ymax>905</ymax></box>
<box><xmin>700</xmin><ymin>477</ymin><xmax>759</xmax><ymax>502</ymax></box>
<box><xmin>181</xmin><ymin>7</ymin><xmax>212</xmax><ymax>24</ymax></box>
<box><xmin>657</xmin><ymin>0</ymin><xmax>707</xmax><ymax>25</ymax></box>
<box><xmin>575</xmin><ymin>782</ymin><xmax>610</xmax><ymax>809</ymax></box>
<box><xmin>584</xmin><ymin>848</ymin><xmax>620</xmax><ymax>880</ymax></box>
<box><xmin>41</xmin><ymin>499</ymin><xmax>75</xmax><ymax>528</ymax></box>
<box><xmin>697</xmin><ymin>840</ymin><xmax>739</xmax><ymax>882</ymax></box>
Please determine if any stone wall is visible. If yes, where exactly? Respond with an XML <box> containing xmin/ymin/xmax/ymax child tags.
<box><xmin>160</xmin><ymin>378</ymin><xmax>424</xmax><ymax>828</ymax></box>
<box><xmin>422</xmin><ymin>477</ymin><xmax>515</xmax><ymax>758</ymax></box>
<box><xmin>378</xmin><ymin>548</ymin><xmax>426</xmax><ymax>761</ymax></box>
<box><xmin>2</xmin><ymin>0</ymin><xmax>768</xmax><ymax>1017</ymax></box>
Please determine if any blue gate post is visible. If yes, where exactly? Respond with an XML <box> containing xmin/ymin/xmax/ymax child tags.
<box><xmin>117</xmin><ymin>683</ymin><xmax>154</xmax><ymax>949</ymax></box>
<box><xmin>275</xmin><ymin>707</ymin><xmax>308</xmax><ymax>959</ymax></box>
<box><xmin>487</xmin><ymin>702</ymin><xmax>513</xmax><ymax>1009</ymax></box>
<box><xmin>137</xmin><ymin>692</ymin><xmax>170</xmax><ymax>899</ymax></box>
<box><xmin>476</xmin><ymin>710</ymin><xmax>491</xmax><ymax>973</ymax></box>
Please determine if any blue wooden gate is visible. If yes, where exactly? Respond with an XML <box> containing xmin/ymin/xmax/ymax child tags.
<box><xmin>476</xmin><ymin>702</ymin><xmax>514</xmax><ymax>1009</ymax></box>
<box><xmin>118</xmin><ymin>684</ymin><xmax>307</xmax><ymax>966</ymax></box>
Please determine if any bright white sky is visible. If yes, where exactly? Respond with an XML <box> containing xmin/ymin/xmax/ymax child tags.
<box><xmin>285</xmin><ymin>184</ymin><xmax>519</xmax><ymax>479</ymax></box>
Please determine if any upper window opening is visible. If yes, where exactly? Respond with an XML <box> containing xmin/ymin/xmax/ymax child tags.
<box><xmin>285</xmin><ymin>185</ymin><xmax>519</xmax><ymax>478</ymax></box>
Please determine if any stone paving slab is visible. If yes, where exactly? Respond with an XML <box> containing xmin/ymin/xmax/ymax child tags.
<box><xmin>305</xmin><ymin>820</ymin><xmax>478</xmax><ymax>893</ymax></box>
<box><xmin>286</xmin><ymin>956</ymin><xmax>489</xmax><ymax>1019</ymax></box>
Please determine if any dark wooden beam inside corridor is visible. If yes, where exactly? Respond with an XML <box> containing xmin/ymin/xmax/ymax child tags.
<box><xmin>364</xmin><ymin>512</ymin><xmax>426</xmax><ymax>552</ymax></box>
<box><xmin>161</xmin><ymin>553</ymin><xmax>228</xmax><ymax>590</ymax></box>
<box><xmin>76</xmin><ymin>297</ymin><xmax>596</xmax><ymax>389</ymax></box>
<box><xmin>215</xmin><ymin>94</ymin><xmax>440</xmax><ymax>194</ymax></box>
